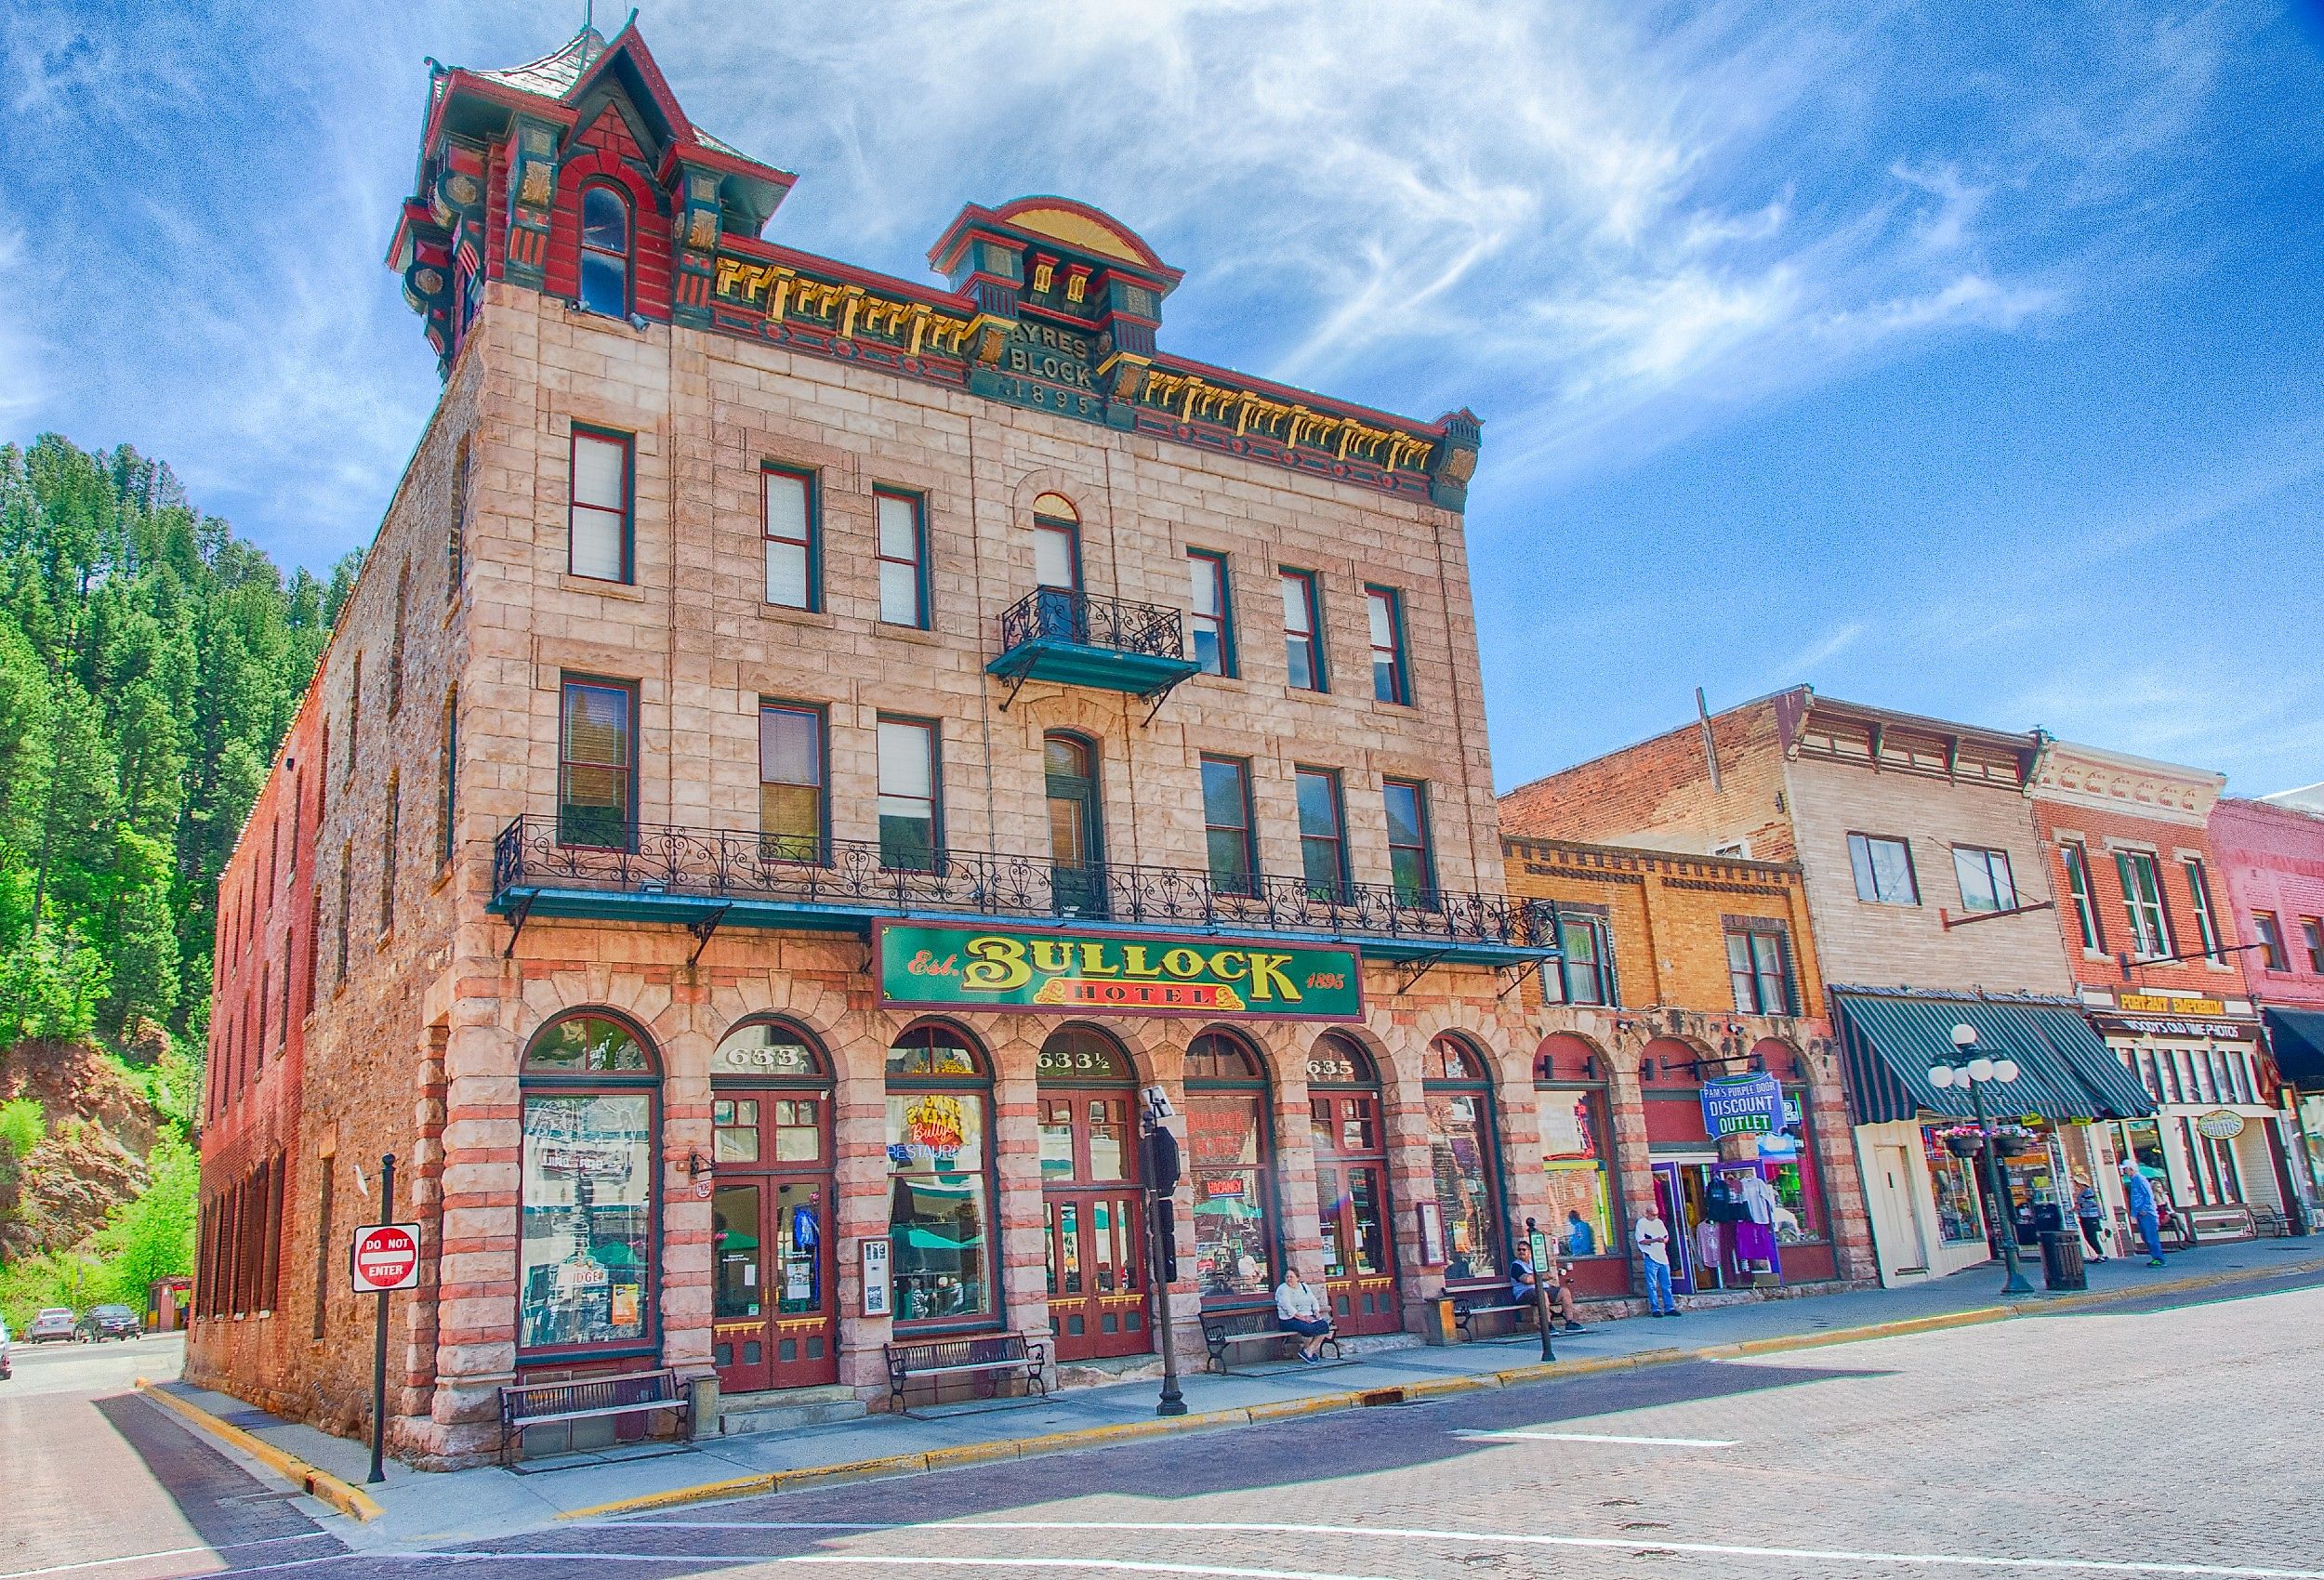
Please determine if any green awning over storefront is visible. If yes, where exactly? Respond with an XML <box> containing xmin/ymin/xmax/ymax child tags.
<box><xmin>2265</xmin><ymin>1007</ymin><xmax>2324</xmax><ymax>1090</ymax></box>
<box><xmin>1833</xmin><ymin>988</ymin><xmax>2154</xmax><ymax>1128</ymax></box>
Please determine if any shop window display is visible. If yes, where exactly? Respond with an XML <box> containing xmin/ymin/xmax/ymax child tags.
<box><xmin>885</xmin><ymin>1024</ymin><xmax>994</xmax><ymax>1323</ymax></box>
<box><xmin>1186</xmin><ymin>1032</ymin><xmax>1275</xmax><ymax>1301</ymax></box>
<box><xmin>1536</xmin><ymin>1078</ymin><xmax>1614</xmax><ymax>1255</ymax></box>
<box><xmin>1425</xmin><ymin>1035</ymin><xmax>1504</xmax><ymax>1282</ymax></box>
<box><xmin>517</xmin><ymin>1014</ymin><xmax>658</xmax><ymax>1354</ymax></box>
<box><xmin>1922</xmin><ymin>1127</ymin><xmax>1985</xmax><ymax>1244</ymax></box>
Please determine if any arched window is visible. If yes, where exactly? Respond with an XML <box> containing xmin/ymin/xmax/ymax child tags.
<box><xmin>578</xmin><ymin>184</ymin><xmax>629</xmax><ymax>318</ymax></box>
<box><xmin>1308</xmin><ymin>1034</ymin><xmax>1396</xmax><ymax>1331</ymax></box>
<box><xmin>1032</xmin><ymin>494</ymin><xmax>1081</xmax><ymax>594</ymax></box>
<box><xmin>885</xmin><ymin>1022</ymin><xmax>995</xmax><ymax>1323</ymax></box>
<box><xmin>710</xmin><ymin>1018</ymin><xmax>838</xmax><ymax>1388</ymax></box>
<box><xmin>1425</xmin><ymin>1034</ymin><xmax>1505</xmax><ymax>1284</ymax></box>
<box><xmin>1535</xmin><ymin>1034</ymin><xmax>1617</xmax><ymax>1259</ymax></box>
<box><xmin>518</xmin><ymin>1012</ymin><xmax>660</xmax><ymax>1356</ymax></box>
<box><xmin>1183</xmin><ymin>1030</ymin><xmax>1275</xmax><ymax>1304</ymax></box>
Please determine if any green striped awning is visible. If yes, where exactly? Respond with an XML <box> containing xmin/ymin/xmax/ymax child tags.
<box><xmin>1832</xmin><ymin>988</ymin><xmax>2154</xmax><ymax>1128</ymax></box>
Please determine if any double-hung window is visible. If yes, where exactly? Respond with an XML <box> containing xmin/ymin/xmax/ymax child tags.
<box><xmin>1726</xmin><ymin>928</ymin><xmax>1794</xmax><ymax>1015</ymax></box>
<box><xmin>2304</xmin><ymin>917</ymin><xmax>2324</xmax><ymax>974</ymax></box>
<box><xmin>876</xmin><ymin>490</ymin><xmax>928</xmax><ymax>627</ymax></box>
<box><xmin>1847</xmin><ymin>833</ymin><xmax>1918</xmax><ymax>904</ymax></box>
<box><xmin>1281</xmin><ymin>570</ymin><xmax>1324</xmax><ymax>691</ymax></box>
<box><xmin>569</xmin><ymin>428</ymin><xmax>632</xmax><ymax>583</ymax></box>
<box><xmin>2254</xmin><ymin>912</ymin><xmax>2288</xmax><ymax>971</ymax></box>
<box><xmin>1952</xmin><ymin>846</ymin><xmax>2016</xmax><ymax>914</ymax></box>
<box><xmin>2117</xmin><ymin>850</ymin><xmax>2172</xmax><ymax>958</ymax></box>
<box><xmin>1294</xmin><ymin>766</ymin><xmax>1348</xmax><ymax>901</ymax></box>
<box><xmin>877</xmin><ymin>718</ymin><xmax>940</xmax><ymax>872</ymax></box>
<box><xmin>1200</xmin><ymin>756</ymin><xmax>1257</xmax><ymax>897</ymax></box>
<box><xmin>558</xmin><ymin>677</ymin><xmax>635</xmax><ymax>849</ymax></box>
<box><xmin>577</xmin><ymin>184</ymin><xmax>630</xmax><ymax>318</ymax></box>
<box><xmin>2061</xmin><ymin>840</ymin><xmax>2106</xmax><ymax>952</ymax></box>
<box><xmin>1365</xmin><ymin>586</ymin><xmax>1409</xmax><ymax>704</ymax></box>
<box><xmin>759</xmin><ymin>703</ymin><xmax>825</xmax><ymax>862</ymax></box>
<box><xmin>2184</xmin><ymin>859</ymin><xmax>2224</xmax><ymax>963</ymax></box>
<box><xmin>763</xmin><ymin>467</ymin><xmax>817</xmax><ymax>610</ymax></box>
<box><xmin>1381</xmin><ymin>778</ymin><xmax>1434</xmax><ymax>901</ymax></box>
<box><xmin>1188</xmin><ymin>551</ymin><xmax>1233</xmax><ymax>677</ymax></box>
<box><xmin>1544</xmin><ymin>916</ymin><xmax>1610</xmax><ymax>1007</ymax></box>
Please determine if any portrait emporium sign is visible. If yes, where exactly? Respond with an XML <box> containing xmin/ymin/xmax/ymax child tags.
<box><xmin>874</xmin><ymin>920</ymin><xmax>1363</xmax><ymax>1021</ymax></box>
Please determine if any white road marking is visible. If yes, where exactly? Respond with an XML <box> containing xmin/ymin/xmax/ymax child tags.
<box><xmin>1455</xmin><ymin>1429</ymin><xmax>1738</xmax><ymax>1446</ymax></box>
<box><xmin>231</xmin><ymin>1554</ymin><xmax>1392</xmax><ymax>1580</ymax></box>
<box><xmin>0</xmin><ymin>1532</ymin><xmax>336</xmax><ymax>1580</ymax></box>
<box><xmin>603</xmin><ymin>1518</ymin><xmax>2324</xmax><ymax>1579</ymax></box>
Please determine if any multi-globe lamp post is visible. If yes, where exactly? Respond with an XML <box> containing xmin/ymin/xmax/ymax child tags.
<box><xmin>1926</xmin><ymin>1021</ymin><xmax>2036</xmax><ymax>1297</ymax></box>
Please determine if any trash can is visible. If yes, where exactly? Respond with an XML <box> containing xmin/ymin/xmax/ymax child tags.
<box><xmin>2039</xmin><ymin>1229</ymin><xmax>2086</xmax><ymax>1292</ymax></box>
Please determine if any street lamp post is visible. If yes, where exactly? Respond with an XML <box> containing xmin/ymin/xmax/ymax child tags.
<box><xmin>1927</xmin><ymin>1023</ymin><xmax>2035</xmax><ymax>1297</ymax></box>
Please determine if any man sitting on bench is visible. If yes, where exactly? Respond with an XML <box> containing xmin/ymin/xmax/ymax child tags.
<box><xmin>1274</xmin><ymin>1268</ymin><xmax>1336</xmax><ymax>1364</ymax></box>
<box><xmin>1510</xmin><ymin>1244</ymin><xmax>1587</xmax><ymax>1334</ymax></box>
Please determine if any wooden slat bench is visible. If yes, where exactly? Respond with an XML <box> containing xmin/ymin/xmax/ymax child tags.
<box><xmin>497</xmin><ymin>1367</ymin><xmax>690</xmax><ymax>1467</ymax></box>
<box><xmin>1451</xmin><ymin>1295</ymin><xmax>1537</xmax><ymax>1339</ymax></box>
<box><xmin>1199</xmin><ymin>1307</ymin><xmax>1339</xmax><ymax>1373</ymax></box>
<box><xmin>2185</xmin><ymin>1204</ymin><xmax>2256</xmax><ymax>1242</ymax></box>
<box><xmin>884</xmin><ymin>1331</ymin><xmax>1048</xmax><ymax>1412</ymax></box>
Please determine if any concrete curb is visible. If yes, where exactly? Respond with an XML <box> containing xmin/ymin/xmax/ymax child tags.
<box><xmin>553</xmin><ymin>1254</ymin><xmax>2324</xmax><ymax>1524</ymax></box>
<box><xmin>137</xmin><ymin>1378</ymin><xmax>383</xmax><ymax>1523</ymax></box>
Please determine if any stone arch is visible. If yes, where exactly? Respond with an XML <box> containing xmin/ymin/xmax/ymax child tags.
<box><xmin>1750</xmin><ymin>1034</ymin><xmax>1805</xmax><ymax>1081</ymax></box>
<box><xmin>1638</xmin><ymin>1033</ymin><xmax>1716</xmax><ymax>1087</ymax></box>
<box><xmin>514</xmin><ymin>968</ymin><xmax>680</xmax><ymax>1063</ymax></box>
<box><xmin>1413</xmin><ymin>997</ymin><xmax>1532</xmax><ymax>1095</ymax></box>
<box><xmin>1534</xmin><ymin>1029</ymin><xmax>1609</xmax><ymax>1085</ymax></box>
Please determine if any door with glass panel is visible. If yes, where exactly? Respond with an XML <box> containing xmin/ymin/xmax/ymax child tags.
<box><xmin>710</xmin><ymin>1059</ymin><xmax>838</xmax><ymax>1394</ymax></box>
<box><xmin>1045</xmin><ymin>734</ymin><xmax>1106</xmax><ymax>918</ymax></box>
<box><xmin>1038</xmin><ymin>1030</ymin><xmax>1150</xmax><ymax>1360</ymax></box>
<box><xmin>1306</xmin><ymin>1037</ymin><xmax>1399</xmax><ymax>1335</ymax></box>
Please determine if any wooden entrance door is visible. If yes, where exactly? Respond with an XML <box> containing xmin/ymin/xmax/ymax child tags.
<box><xmin>710</xmin><ymin>1089</ymin><xmax>838</xmax><ymax>1394</ymax></box>
<box><xmin>1309</xmin><ymin>1080</ymin><xmax>1398</xmax><ymax>1335</ymax></box>
<box><xmin>1038</xmin><ymin>1034</ymin><xmax>1151</xmax><ymax>1362</ymax></box>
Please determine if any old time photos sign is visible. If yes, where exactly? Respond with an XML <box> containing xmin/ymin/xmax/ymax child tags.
<box><xmin>874</xmin><ymin>920</ymin><xmax>1363</xmax><ymax>1021</ymax></box>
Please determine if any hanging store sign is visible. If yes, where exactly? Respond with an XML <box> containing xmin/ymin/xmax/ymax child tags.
<box><xmin>2093</xmin><ymin>1015</ymin><xmax>2255</xmax><ymax>1041</ymax></box>
<box><xmin>2195</xmin><ymin>1109</ymin><xmax>2248</xmax><ymax>1140</ymax></box>
<box><xmin>1699</xmin><ymin>1073</ymin><xmax>1785</xmax><ymax>1139</ymax></box>
<box><xmin>874</xmin><ymin>920</ymin><xmax>1363</xmax><ymax>1021</ymax></box>
<box><xmin>2119</xmin><ymin>994</ymin><xmax>2227</xmax><ymax>1017</ymax></box>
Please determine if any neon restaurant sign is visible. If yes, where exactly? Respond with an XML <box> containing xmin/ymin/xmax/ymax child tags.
<box><xmin>874</xmin><ymin>921</ymin><xmax>1363</xmax><ymax>1021</ymax></box>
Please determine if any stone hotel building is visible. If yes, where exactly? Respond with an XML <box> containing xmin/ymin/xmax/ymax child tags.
<box><xmin>187</xmin><ymin>22</ymin><xmax>1565</xmax><ymax>1464</ymax></box>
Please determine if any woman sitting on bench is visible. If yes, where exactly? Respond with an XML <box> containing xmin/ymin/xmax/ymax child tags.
<box><xmin>1274</xmin><ymin>1269</ymin><xmax>1336</xmax><ymax>1364</ymax></box>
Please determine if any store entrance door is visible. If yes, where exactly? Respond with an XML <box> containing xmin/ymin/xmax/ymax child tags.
<box><xmin>1308</xmin><ymin>1038</ymin><xmax>1400</xmax><ymax>1335</ymax></box>
<box><xmin>1038</xmin><ymin>1029</ymin><xmax>1150</xmax><ymax>1362</ymax></box>
<box><xmin>710</xmin><ymin>1085</ymin><xmax>838</xmax><ymax>1396</ymax></box>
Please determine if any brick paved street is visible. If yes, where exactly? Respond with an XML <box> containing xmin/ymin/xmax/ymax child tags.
<box><xmin>32</xmin><ymin>1269</ymin><xmax>2316</xmax><ymax>1580</ymax></box>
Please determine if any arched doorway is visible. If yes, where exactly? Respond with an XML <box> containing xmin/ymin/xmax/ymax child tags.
<box><xmin>1184</xmin><ymin>1030</ymin><xmax>1277</xmax><ymax>1309</ymax></box>
<box><xmin>1305</xmin><ymin>1034</ymin><xmax>1398</xmax><ymax>1334</ymax></box>
<box><xmin>709</xmin><ymin>1019</ymin><xmax>838</xmax><ymax>1394</ymax></box>
<box><xmin>1423</xmin><ymin>1034</ymin><xmax>1506</xmax><ymax>1295</ymax></box>
<box><xmin>1044</xmin><ymin>733</ymin><xmax>1106</xmax><ymax>917</ymax></box>
<box><xmin>1037</xmin><ymin>1025</ymin><xmax>1148</xmax><ymax>1359</ymax></box>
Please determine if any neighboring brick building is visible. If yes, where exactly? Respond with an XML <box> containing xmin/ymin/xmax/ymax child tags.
<box><xmin>190</xmin><ymin>21</ymin><xmax>1560</xmax><ymax>1466</ymax></box>
<box><xmin>2025</xmin><ymin>742</ymin><xmax>2303</xmax><ymax>1243</ymax></box>
<box><xmin>2207</xmin><ymin>795</ymin><xmax>2324</xmax><ymax>1207</ymax></box>
<box><xmin>1501</xmin><ymin>837</ymin><xmax>1874</xmax><ymax>1305</ymax></box>
<box><xmin>1501</xmin><ymin>689</ymin><xmax>2156</xmax><ymax>1288</ymax></box>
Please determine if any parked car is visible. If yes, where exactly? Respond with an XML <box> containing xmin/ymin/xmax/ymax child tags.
<box><xmin>79</xmin><ymin>1304</ymin><xmax>142</xmax><ymax>1342</ymax></box>
<box><xmin>23</xmin><ymin>1308</ymin><xmax>76</xmax><ymax>1344</ymax></box>
<box><xmin>1</xmin><ymin>1317</ymin><xmax>13</xmax><ymax>1378</ymax></box>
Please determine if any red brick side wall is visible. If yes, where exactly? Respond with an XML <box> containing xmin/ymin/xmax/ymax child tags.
<box><xmin>2210</xmin><ymin>798</ymin><xmax>2324</xmax><ymax>1010</ymax></box>
<box><xmin>2029</xmin><ymin>798</ymin><xmax>2251</xmax><ymax>999</ymax></box>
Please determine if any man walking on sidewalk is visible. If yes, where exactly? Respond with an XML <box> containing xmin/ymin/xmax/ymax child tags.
<box><xmin>1635</xmin><ymin>1204</ymin><xmax>1679</xmax><ymax>1317</ymax></box>
<box><xmin>2119</xmin><ymin>1162</ymin><xmax>2168</xmax><ymax>1267</ymax></box>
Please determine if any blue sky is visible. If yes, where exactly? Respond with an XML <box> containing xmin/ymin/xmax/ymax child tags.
<box><xmin>3</xmin><ymin>1</ymin><xmax>2320</xmax><ymax>794</ymax></box>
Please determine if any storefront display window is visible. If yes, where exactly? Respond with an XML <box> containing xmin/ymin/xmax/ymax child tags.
<box><xmin>1921</xmin><ymin>1127</ymin><xmax>1984</xmax><ymax>1244</ymax></box>
<box><xmin>1186</xmin><ymin>1031</ymin><xmax>1275</xmax><ymax>1301</ymax></box>
<box><xmin>885</xmin><ymin>1023</ymin><xmax>994</xmax><ymax>1323</ymax></box>
<box><xmin>2301</xmin><ymin>1097</ymin><xmax>2324</xmax><ymax>1200</ymax></box>
<box><xmin>1425</xmin><ymin>1035</ymin><xmax>1503</xmax><ymax>1282</ymax></box>
<box><xmin>1762</xmin><ymin>1156</ymin><xmax>1823</xmax><ymax>1242</ymax></box>
<box><xmin>1535</xmin><ymin>1041</ymin><xmax>1617</xmax><ymax>1257</ymax></box>
<box><xmin>518</xmin><ymin>1013</ymin><xmax>658</xmax><ymax>1354</ymax></box>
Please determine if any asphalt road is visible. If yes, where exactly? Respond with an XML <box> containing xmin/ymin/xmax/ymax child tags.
<box><xmin>10</xmin><ymin>1272</ymin><xmax>2324</xmax><ymax>1580</ymax></box>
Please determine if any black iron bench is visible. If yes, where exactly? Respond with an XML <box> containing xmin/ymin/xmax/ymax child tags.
<box><xmin>497</xmin><ymin>1367</ymin><xmax>690</xmax><ymax>1466</ymax></box>
<box><xmin>1199</xmin><ymin>1306</ymin><xmax>1340</xmax><ymax>1373</ymax></box>
<box><xmin>1452</xmin><ymin>1295</ymin><xmax>1538</xmax><ymax>1339</ymax></box>
<box><xmin>884</xmin><ymin>1331</ymin><xmax>1048</xmax><ymax>1411</ymax></box>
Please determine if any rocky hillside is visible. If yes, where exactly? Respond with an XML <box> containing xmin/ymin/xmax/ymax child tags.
<box><xmin>0</xmin><ymin>1039</ymin><xmax>165</xmax><ymax>1266</ymax></box>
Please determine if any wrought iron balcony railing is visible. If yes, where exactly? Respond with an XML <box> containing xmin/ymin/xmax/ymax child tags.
<box><xmin>987</xmin><ymin>587</ymin><xmax>1201</xmax><ymax>709</ymax></box>
<box><xmin>492</xmin><ymin>814</ymin><xmax>1561</xmax><ymax>956</ymax></box>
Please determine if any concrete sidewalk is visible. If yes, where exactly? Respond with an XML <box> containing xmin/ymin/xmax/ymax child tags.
<box><xmin>145</xmin><ymin>1235</ymin><xmax>2324</xmax><ymax>1551</ymax></box>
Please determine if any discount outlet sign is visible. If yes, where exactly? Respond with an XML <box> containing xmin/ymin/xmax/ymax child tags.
<box><xmin>350</xmin><ymin>1222</ymin><xmax>423</xmax><ymax>1294</ymax></box>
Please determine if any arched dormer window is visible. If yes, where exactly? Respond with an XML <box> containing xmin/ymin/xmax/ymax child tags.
<box><xmin>579</xmin><ymin>184</ymin><xmax>630</xmax><ymax>319</ymax></box>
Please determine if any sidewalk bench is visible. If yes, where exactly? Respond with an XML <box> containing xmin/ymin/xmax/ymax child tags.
<box><xmin>2185</xmin><ymin>1204</ymin><xmax>2255</xmax><ymax>1242</ymax></box>
<box><xmin>1200</xmin><ymin>1307</ymin><xmax>1340</xmax><ymax>1373</ymax></box>
<box><xmin>497</xmin><ymin>1368</ymin><xmax>690</xmax><ymax>1466</ymax></box>
<box><xmin>2251</xmin><ymin>1206</ymin><xmax>2289</xmax><ymax>1238</ymax></box>
<box><xmin>1452</xmin><ymin>1296</ymin><xmax>1537</xmax><ymax>1339</ymax></box>
<box><xmin>884</xmin><ymin>1331</ymin><xmax>1048</xmax><ymax>1412</ymax></box>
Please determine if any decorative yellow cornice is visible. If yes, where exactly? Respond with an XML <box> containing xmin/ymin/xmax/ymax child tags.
<box><xmin>712</xmin><ymin>257</ymin><xmax>973</xmax><ymax>357</ymax></box>
<box><xmin>1139</xmin><ymin>370</ymin><xmax>1436</xmax><ymax>472</ymax></box>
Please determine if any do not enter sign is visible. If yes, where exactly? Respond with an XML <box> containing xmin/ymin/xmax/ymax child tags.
<box><xmin>350</xmin><ymin>1223</ymin><xmax>423</xmax><ymax>1293</ymax></box>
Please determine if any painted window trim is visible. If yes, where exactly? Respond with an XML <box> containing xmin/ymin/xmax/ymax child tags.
<box><xmin>761</xmin><ymin>464</ymin><xmax>822</xmax><ymax>612</ymax></box>
<box><xmin>569</xmin><ymin>425</ymin><xmax>637</xmax><ymax>585</ymax></box>
<box><xmin>873</xmin><ymin>486</ymin><xmax>931</xmax><ymax>629</ymax></box>
<box><xmin>1188</xmin><ymin>548</ymin><xmax>1237</xmax><ymax>678</ymax></box>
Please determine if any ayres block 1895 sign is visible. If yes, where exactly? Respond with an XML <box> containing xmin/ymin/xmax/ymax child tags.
<box><xmin>876</xmin><ymin>920</ymin><xmax>1362</xmax><ymax>1021</ymax></box>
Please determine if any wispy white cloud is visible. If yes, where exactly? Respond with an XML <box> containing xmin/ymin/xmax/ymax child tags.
<box><xmin>0</xmin><ymin>225</ymin><xmax>45</xmax><ymax>423</ymax></box>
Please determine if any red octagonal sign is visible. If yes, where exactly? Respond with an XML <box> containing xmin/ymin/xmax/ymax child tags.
<box><xmin>350</xmin><ymin>1223</ymin><xmax>423</xmax><ymax>1294</ymax></box>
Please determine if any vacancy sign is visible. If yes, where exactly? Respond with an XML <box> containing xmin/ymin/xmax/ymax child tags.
<box><xmin>350</xmin><ymin>1223</ymin><xmax>423</xmax><ymax>1293</ymax></box>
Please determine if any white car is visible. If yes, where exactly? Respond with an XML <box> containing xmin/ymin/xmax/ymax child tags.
<box><xmin>1</xmin><ymin>1317</ymin><xmax>12</xmax><ymax>1379</ymax></box>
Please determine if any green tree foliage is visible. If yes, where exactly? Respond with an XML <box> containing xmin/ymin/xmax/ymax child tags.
<box><xmin>0</xmin><ymin>435</ymin><xmax>336</xmax><ymax>1055</ymax></box>
<box><xmin>0</xmin><ymin>1097</ymin><xmax>41</xmax><ymax>1162</ymax></box>
<box><xmin>88</xmin><ymin>1132</ymin><xmax>199</xmax><ymax>1307</ymax></box>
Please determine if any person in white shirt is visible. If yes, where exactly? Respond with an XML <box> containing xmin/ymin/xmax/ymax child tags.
<box><xmin>1274</xmin><ymin>1269</ymin><xmax>1334</xmax><ymax>1363</ymax></box>
<box><xmin>1634</xmin><ymin>1205</ymin><xmax>1679</xmax><ymax>1317</ymax></box>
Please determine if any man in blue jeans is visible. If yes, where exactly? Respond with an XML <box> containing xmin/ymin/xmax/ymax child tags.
<box><xmin>2119</xmin><ymin>1162</ymin><xmax>2168</xmax><ymax>1267</ymax></box>
<box><xmin>1634</xmin><ymin>1204</ymin><xmax>1678</xmax><ymax>1316</ymax></box>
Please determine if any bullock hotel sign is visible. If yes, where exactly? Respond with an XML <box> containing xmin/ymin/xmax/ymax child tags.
<box><xmin>874</xmin><ymin>920</ymin><xmax>1363</xmax><ymax>1021</ymax></box>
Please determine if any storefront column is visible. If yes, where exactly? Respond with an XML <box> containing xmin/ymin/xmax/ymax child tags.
<box><xmin>990</xmin><ymin>1021</ymin><xmax>1052</xmax><ymax>1360</ymax></box>
<box><xmin>1802</xmin><ymin>1041</ymin><xmax>1876</xmax><ymax>1281</ymax></box>
<box><xmin>1378</xmin><ymin>1034</ymin><xmax>1436</xmax><ymax>1333</ymax></box>
<box><xmin>658</xmin><ymin>1013</ymin><xmax>715</xmax><ymax>1378</ymax></box>
<box><xmin>831</xmin><ymin>1021</ymin><xmax>893</xmax><ymax>1399</ymax></box>
<box><xmin>1263</xmin><ymin>1033</ymin><xmax>1325</xmax><ymax>1283</ymax></box>
<box><xmin>427</xmin><ymin>1004</ymin><xmax>522</xmax><ymax>1456</ymax></box>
